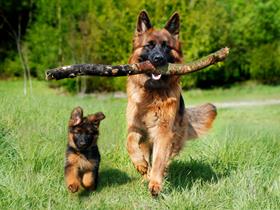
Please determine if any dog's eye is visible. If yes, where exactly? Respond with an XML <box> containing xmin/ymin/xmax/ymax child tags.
<box><xmin>162</xmin><ymin>41</ymin><xmax>171</xmax><ymax>49</ymax></box>
<box><xmin>162</xmin><ymin>41</ymin><xmax>167</xmax><ymax>47</ymax></box>
<box><xmin>145</xmin><ymin>41</ymin><xmax>155</xmax><ymax>49</ymax></box>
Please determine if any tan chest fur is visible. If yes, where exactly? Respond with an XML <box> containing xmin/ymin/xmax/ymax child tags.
<box><xmin>127</xmin><ymin>76</ymin><xmax>182</xmax><ymax>141</ymax></box>
<box><xmin>142</xmin><ymin>97</ymin><xmax>178</xmax><ymax>127</ymax></box>
<box><xmin>67</xmin><ymin>153</ymin><xmax>97</xmax><ymax>171</ymax></box>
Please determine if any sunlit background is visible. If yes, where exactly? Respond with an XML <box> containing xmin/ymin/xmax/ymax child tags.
<box><xmin>0</xmin><ymin>1</ymin><xmax>279</xmax><ymax>209</ymax></box>
<box><xmin>1</xmin><ymin>0</ymin><xmax>279</xmax><ymax>93</ymax></box>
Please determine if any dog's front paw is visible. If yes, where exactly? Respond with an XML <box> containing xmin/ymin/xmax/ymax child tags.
<box><xmin>142</xmin><ymin>171</ymin><xmax>150</xmax><ymax>182</ymax></box>
<box><xmin>68</xmin><ymin>182</ymin><xmax>80</xmax><ymax>193</ymax></box>
<box><xmin>148</xmin><ymin>180</ymin><xmax>162</xmax><ymax>197</ymax></box>
<box><xmin>136</xmin><ymin>164</ymin><xmax>148</xmax><ymax>176</ymax></box>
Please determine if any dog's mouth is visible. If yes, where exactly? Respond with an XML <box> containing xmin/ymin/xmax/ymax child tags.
<box><xmin>144</xmin><ymin>73</ymin><xmax>170</xmax><ymax>89</ymax></box>
<box><xmin>151</xmin><ymin>73</ymin><xmax>162</xmax><ymax>80</ymax></box>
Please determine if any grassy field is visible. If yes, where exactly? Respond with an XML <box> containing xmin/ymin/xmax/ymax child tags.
<box><xmin>0</xmin><ymin>80</ymin><xmax>280</xmax><ymax>210</ymax></box>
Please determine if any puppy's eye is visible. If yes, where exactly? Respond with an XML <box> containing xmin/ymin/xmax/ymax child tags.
<box><xmin>73</xmin><ymin>133</ymin><xmax>80</xmax><ymax>139</ymax></box>
<box><xmin>72</xmin><ymin>130</ymin><xmax>81</xmax><ymax>134</ymax></box>
<box><xmin>145</xmin><ymin>41</ymin><xmax>155</xmax><ymax>49</ymax></box>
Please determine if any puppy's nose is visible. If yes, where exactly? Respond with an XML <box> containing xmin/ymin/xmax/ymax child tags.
<box><xmin>79</xmin><ymin>139</ymin><xmax>86</xmax><ymax>145</ymax></box>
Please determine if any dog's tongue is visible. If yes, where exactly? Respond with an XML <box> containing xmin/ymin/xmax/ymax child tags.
<box><xmin>152</xmin><ymin>74</ymin><xmax>162</xmax><ymax>80</ymax></box>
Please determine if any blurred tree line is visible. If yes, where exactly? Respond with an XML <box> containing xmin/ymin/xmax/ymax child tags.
<box><xmin>0</xmin><ymin>0</ymin><xmax>279</xmax><ymax>92</ymax></box>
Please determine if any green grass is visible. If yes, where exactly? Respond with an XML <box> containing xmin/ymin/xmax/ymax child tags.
<box><xmin>0</xmin><ymin>80</ymin><xmax>280</xmax><ymax>209</ymax></box>
<box><xmin>183</xmin><ymin>81</ymin><xmax>280</xmax><ymax>105</ymax></box>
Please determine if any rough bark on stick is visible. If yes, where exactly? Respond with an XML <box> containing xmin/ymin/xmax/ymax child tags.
<box><xmin>160</xmin><ymin>47</ymin><xmax>230</xmax><ymax>75</ymax></box>
<box><xmin>46</xmin><ymin>61</ymin><xmax>156</xmax><ymax>80</ymax></box>
<box><xmin>46</xmin><ymin>47</ymin><xmax>229</xmax><ymax>80</ymax></box>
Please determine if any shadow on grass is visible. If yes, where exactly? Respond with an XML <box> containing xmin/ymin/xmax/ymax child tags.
<box><xmin>79</xmin><ymin>168</ymin><xmax>132</xmax><ymax>197</ymax></box>
<box><xmin>167</xmin><ymin>159</ymin><xmax>226</xmax><ymax>191</ymax></box>
<box><xmin>98</xmin><ymin>168</ymin><xmax>132</xmax><ymax>188</ymax></box>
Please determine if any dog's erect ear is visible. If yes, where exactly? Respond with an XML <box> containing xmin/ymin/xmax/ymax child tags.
<box><xmin>88</xmin><ymin>112</ymin><xmax>105</xmax><ymax>127</ymax></box>
<box><xmin>69</xmin><ymin>107</ymin><xmax>83</xmax><ymax>126</ymax></box>
<box><xmin>164</xmin><ymin>12</ymin><xmax>180</xmax><ymax>38</ymax></box>
<box><xmin>137</xmin><ymin>10</ymin><xmax>152</xmax><ymax>33</ymax></box>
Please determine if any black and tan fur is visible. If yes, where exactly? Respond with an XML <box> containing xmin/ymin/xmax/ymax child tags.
<box><xmin>126</xmin><ymin>11</ymin><xmax>217</xmax><ymax>196</ymax></box>
<box><xmin>65</xmin><ymin>107</ymin><xmax>105</xmax><ymax>193</ymax></box>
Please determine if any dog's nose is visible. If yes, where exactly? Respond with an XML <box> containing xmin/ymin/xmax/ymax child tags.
<box><xmin>153</xmin><ymin>55</ymin><xmax>165</xmax><ymax>66</ymax></box>
<box><xmin>153</xmin><ymin>55</ymin><xmax>163</xmax><ymax>63</ymax></box>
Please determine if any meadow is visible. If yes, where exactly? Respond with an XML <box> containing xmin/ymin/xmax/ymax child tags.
<box><xmin>0</xmin><ymin>80</ymin><xmax>280</xmax><ymax>209</ymax></box>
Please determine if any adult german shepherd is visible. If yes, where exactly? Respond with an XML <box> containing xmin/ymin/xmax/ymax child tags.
<box><xmin>126</xmin><ymin>11</ymin><xmax>217</xmax><ymax>196</ymax></box>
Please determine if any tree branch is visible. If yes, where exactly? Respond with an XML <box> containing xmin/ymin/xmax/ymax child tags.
<box><xmin>46</xmin><ymin>47</ymin><xmax>229</xmax><ymax>80</ymax></box>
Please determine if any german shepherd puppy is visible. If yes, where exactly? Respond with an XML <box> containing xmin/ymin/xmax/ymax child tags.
<box><xmin>65</xmin><ymin>107</ymin><xmax>105</xmax><ymax>193</ymax></box>
<box><xmin>126</xmin><ymin>11</ymin><xmax>217</xmax><ymax>196</ymax></box>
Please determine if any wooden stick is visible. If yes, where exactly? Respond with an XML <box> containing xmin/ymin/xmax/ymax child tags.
<box><xmin>160</xmin><ymin>47</ymin><xmax>230</xmax><ymax>75</ymax></box>
<box><xmin>46</xmin><ymin>47</ymin><xmax>229</xmax><ymax>80</ymax></box>
<box><xmin>46</xmin><ymin>61</ymin><xmax>156</xmax><ymax>80</ymax></box>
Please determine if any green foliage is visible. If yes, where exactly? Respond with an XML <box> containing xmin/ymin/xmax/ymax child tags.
<box><xmin>1</xmin><ymin>53</ymin><xmax>22</xmax><ymax>77</ymax></box>
<box><xmin>1</xmin><ymin>0</ymin><xmax>280</xmax><ymax>91</ymax></box>
<box><xmin>0</xmin><ymin>0</ymin><xmax>33</xmax><ymax>63</ymax></box>
<box><xmin>249</xmin><ymin>43</ymin><xmax>280</xmax><ymax>83</ymax></box>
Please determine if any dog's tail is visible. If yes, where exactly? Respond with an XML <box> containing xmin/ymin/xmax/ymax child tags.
<box><xmin>184</xmin><ymin>103</ymin><xmax>217</xmax><ymax>140</ymax></box>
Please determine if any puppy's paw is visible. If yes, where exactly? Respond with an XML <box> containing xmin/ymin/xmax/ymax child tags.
<box><xmin>148</xmin><ymin>180</ymin><xmax>162</xmax><ymax>197</ymax></box>
<box><xmin>68</xmin><ymin>182</ymin><xmax>80</xmax><ymax>193</ymax></box>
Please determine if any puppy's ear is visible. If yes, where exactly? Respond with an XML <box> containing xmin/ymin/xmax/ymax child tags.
<box><xmin>136</xmin><ymin>10</ymin><xmax>152</xmax><ymax>33</ymax></box>
<box><xmin>69</xmin><ymin>107</ymin><xmax>83</xmax><ymax>126</ymax></box>
<box><xmin>164</xmin><ymin>12</ymin><xmax>180</xmax><ymax>38</ymax></box>
<box><xmin>88</xmin><ymin>112</ymin><xmax>105</xmax><ymax>127</ymax></box>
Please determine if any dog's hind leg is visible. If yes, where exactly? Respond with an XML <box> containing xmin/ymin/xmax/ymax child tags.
<box><xmin>170</xmin><ymin>103</ymin><xmax>217</xmax><ymax>158</ymax></box>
